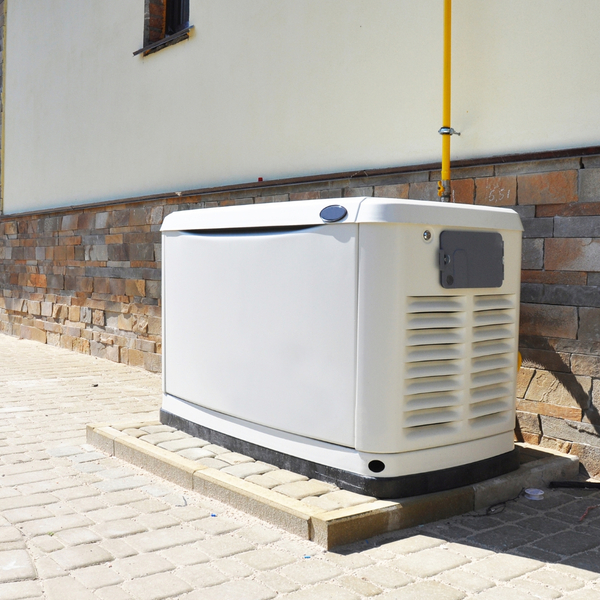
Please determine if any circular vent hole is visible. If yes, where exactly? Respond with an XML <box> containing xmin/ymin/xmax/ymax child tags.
<box><xmin>368</xmin><ymin>460</ymin><xmax>385</xmax><ymax>473</ymax></box>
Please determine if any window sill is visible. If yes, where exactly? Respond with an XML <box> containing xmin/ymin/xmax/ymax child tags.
<box><xmin>133</xmin><ymin>24</ymin><xmax>194</xmax><ymax>57</ymax></box>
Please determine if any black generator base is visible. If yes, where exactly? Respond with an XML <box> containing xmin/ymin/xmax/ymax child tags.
<box><xmin>160</xmin><ymin>409</ymin><xmax>521</xmax><ymax>500</ymax></box>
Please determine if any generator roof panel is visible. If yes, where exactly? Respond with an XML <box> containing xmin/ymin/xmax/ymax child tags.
<box><xmin>161</xmin><ymin>197</ymin><xmax>523</xmax><ymax>232</ymax></box>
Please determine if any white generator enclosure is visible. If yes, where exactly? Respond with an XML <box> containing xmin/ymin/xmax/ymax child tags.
<box><xmin>161</xmin><ymin>198</ymin><xmax>523</xmax><ymax>498</ymax></box>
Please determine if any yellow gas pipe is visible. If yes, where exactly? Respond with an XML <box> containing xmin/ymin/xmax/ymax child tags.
<box><xmin>437</xmin><ymin>0</ymin><xmax>458</xmax><ymax>202</ymax></box>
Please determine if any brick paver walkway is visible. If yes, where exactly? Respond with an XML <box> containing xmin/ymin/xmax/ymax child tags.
<box><xmin>1</xmin><ymin>334</ymin><xmax>600</xmax><ymax>599</ymax></box>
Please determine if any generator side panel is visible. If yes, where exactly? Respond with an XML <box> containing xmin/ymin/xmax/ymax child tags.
<box><xmin>356</xmin><ymin>221</ymin><xmax>522</xmax><ymax>460</ymax></box>
<box><xmin>162</xmin><ymin>225</ymin><xmax>359</xmax><ymax>448</ymax></box>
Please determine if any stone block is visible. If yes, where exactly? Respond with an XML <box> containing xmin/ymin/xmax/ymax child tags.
<box><xmin>105</xmin><ymin>345</ymin><xmax>120</xmax><ymax>363</ymax></box>
<box><xmin>258</xmin><ymin>194</ymin><xmax>290</xmax><ymax>203</ymax></box>
<box><xmin>516</xmin><ymin>411</ymin><xmax>541</xmax><ymax>434</ymax></box>
<box><xmin>520</xmin><ymin>282</ymin><xmax>543</xmax><ymax>303</ymax></box>
<box><xmin>525</xmin><ymin>369</ymin><xmax>591</xmax><ymax>407</ymax></box>
<box><xmin>540</xmin><ymin>284</ymin><xmax>600</xmax><ymax>308</ymax></box>
<box><xmin>520</xmin><ymin>348</ymin><xmax>570</xmax><ymax>372</ymax></box>
<box><xmin>342</xmin><ymin>186</ymin><xmax>373</xmax><ymax>198</ymax></box>
<box><xmin>516</xmin><ymin>367</ymin><xmax>535</xmax><ymax>397</ymax></box>
<box><xmin>571</xmin><ymin>442</ymin><xmax>600</xmax><ymax>477</ymax></box>
<box><xmin>475</xmin><ymin>175</ymin><xmax>516</xmax><ymax>206</ymax></box>
<box><xmin>128</xmin><ymin>349</ymin><xmax>145</xmax><ymax>367</ymax></box>
<box><xmin>73</xmin><ymin>337</ymin><xmax>90</xmax><ymax>354</ymax></box>
<box><xmin>571</xmin><ymin>353</ymin><xmax>600</xmax><ymax>377</ymax></box>
<box><xmin>521</xmin><ymin>239</ymin><xmax>544</xmax><ymax>270</ymax></box>
<box><xmin>579</xmin><ymin>166</ymin><xmax>600</xmax><ymax>202</ymax></box>
<box><xmin>117</xmin><ymin>313</ymin><xmax>134</xmax><ymax>331</ymax></box>
<box><xmin>26</xmin><ymin>300</ymin><xmax>41</xmax><ymax>315</ymax></box>
<box><xmin>93</xmin><ymin>309</ymin><xmax>105</xmax><ymax>326</ymax></box>
<box><xmin>545</xmin><ymin>238</ymin><xmax>600</xmax><ymax>271</ymax></box>
<box><xmin>496</xmin><ymin>157</ymin><xmax>580</xmax><ymax>176</ymax></box>
<box><xmin>579</xmin><ymin>307</ymin><xmax>600</xmax><ymax>341</ymax></box>
<box><xmin>517</xmin><ymin>170</ymin><xmax>578</xmax><ymax>205</ymax></box>
<box><xmin>125</xmin><ymin>279</ymin><xmax>145</xmax><ymax>297</ymax></box>
<box><xmin>144</xmin><ymin>352</ymin><xmax>162</xmax><ymax>373</ymax></box>
<box><xmin>374</xmin><ymin>184</ymin><xmax>410</xmax><ymax>198</ymax></box>
<box><xmin>409</xmin><ymin>181</ymin><xmax>439</xmax><ymax>202</ymax></box>
<box><xmin>540</xmin><ymin>414</ymin><xmax>600</xmax><ymax>446</ymax></box>
<box><xmin>538</xmin><ymin>436</ymin><xmax>572</xmax><ymax>454</ymax></box>
<box><xmin>521</xmin><ymin>217</ymin><xmax>553</xmax><ymax>238</ymax></box>
<box><xmin>517</xmin><ymin>399</ymin><xmax>582</xmax><ymax>421</ymax></box>
<box><xmin>554</xmin><ymin>215</ymin><xmax>600</xmax><ymax>237</ymax></box>
<box><xmin>146</xmin><ymin>280</ymin><xmax>161</xmax><ymax>299</ymax></box>
<box><xmin>20</xmin><ymin>325</ymin><xmax>46</xmax><ymax>344</ymax></box>
<box><xmin>290</xmin><ymin>191</ymin><xmax>320</xmax><ymax>201</ymax></box>
<box><xmin>519</xmin><ymin>303</ymin><xmax>578</xmax><ymax>339</ymax></box>
<box><xmin>448</xmin><ymin>178</ymin><xmax>475</xmax><ymax>204</ymax></box>
<box><xmin>69</xmin><ymin>306</ymin><xmax>80</xmax><ymax>322</ymax></box>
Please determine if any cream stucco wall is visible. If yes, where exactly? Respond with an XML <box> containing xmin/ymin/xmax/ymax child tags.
<box><xmin>4</xmin><ymin>0</ymin><xmax>600</xmax><ymax>213</ymax></box>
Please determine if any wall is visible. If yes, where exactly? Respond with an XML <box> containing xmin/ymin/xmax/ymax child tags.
<box><xmin>4</xmin><ymin>0</ymin><xmax>600</xmax><ymax>213</ymax></box>
<box><xmin>1</xmin><ymin>152</ymin><xmax>600</xmax><ymax>476</ymax></box>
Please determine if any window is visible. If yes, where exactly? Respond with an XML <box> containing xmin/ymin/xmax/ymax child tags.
<box><xmin>134</xmin><ymin>0</ymin><xmax>192</xmax><ymax>57</ymax></box>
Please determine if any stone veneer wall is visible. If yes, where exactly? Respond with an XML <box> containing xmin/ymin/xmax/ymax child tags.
<box><xmin>1</xmin><ymin>152</ymin><xmax>599</xmax><ymax>474</ymax></box>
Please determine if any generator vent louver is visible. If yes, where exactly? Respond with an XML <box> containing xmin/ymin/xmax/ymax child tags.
<box><xmin>469</xmin><ymin>294</ymin><xmax>516</xmax><ymax>428</ymax></box>
<box><xmin>403</xmin><ymin>296</ymin><xmax>466</xmax><ymax>436</ymax></box>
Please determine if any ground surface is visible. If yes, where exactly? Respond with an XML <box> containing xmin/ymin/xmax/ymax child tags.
<box><xmin>1</xmin><ymin>334</ymin><xmax>600</xmax><ymax>599</ymax></box>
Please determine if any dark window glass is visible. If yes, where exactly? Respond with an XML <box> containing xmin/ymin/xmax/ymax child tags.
<box><xmin>165</xmin><ymin>0</ymin><xmax>189</xmax><ymax>36</ymax></box>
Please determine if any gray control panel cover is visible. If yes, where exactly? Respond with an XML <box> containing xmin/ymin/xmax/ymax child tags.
<box><xmin>439</xmin><ymin>230</ymin><xmax>504</xmax><ymax>289</ymax></box>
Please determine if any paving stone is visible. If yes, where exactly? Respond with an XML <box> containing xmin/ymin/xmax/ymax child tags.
<box><xmin>138</xmin><ymin>432</ymin><xmax>188</xmax><ymax>445</ymax></box>
<box><xmin>113</xmin><ymin>554</ymin><xmax>175</xmax><ymax>578</ymax></box>
<box><xmin>129</xmin><ymin>498</ymin><xmax>170</xmax><ymax>514</ymax></box>
<box><xmin>436</xmin><ymin>568</ymin><xmax>495</xmax><ymax>593</ymax></box>
<box><xmin>323</xmin><ymin>550</ymin><xmax>375</xmax><ymax>569</ymax></box>
<box><xmin>280</xmin><ymin>559</ymin><xmax>343</xmax><ymax>585</ymax></box>
<box><xmin>337</xmin><ymin>574</ymin><xmax>382</xmax><ymax>597</ymax></box>
<box><xmin>177</xmin><ymin>448</ymin><xmax>215</xmax><ymax>460</ymax></box>
<box><xmin>392</xmin><ymin>546</ymin><xmax>470</xmax><ymax>577</ymax></box>
<box><xmin>157</xmin><ymin>438</ymin><xmax>208</xmax><ymax>452</ymax></box>
<box><xmin>212</xmin><ymin>556</ymin><xmax>254</xmax><ymax>578</ymax></box>
<box><xmin>50</xmin><ymin>544</ymin><xmax>114</xmax><ymax>570</ymax></box>
<box><xmin>467</xmin><ymin>554</ymin><xmax>543</xmax><ymax>581</ymax></box>
<box><xmin>97</xmin><ymin>538</ymin><xmax>137</xmax><ymax>559</ymax></box>
<box><xmin>29</xmin><ymin>534</ymin><xmax>64</xmax><ymax>553</ymax></box>
<box><xmin>0</xmin><ymin>526</ymin><xmax>23</xmax><ymax>544</ymax></box>
<box><xmin>93</xmin><ymin>518</ymin><xmax>147</xmax><ymax>539</ymax></box>
<box><xmin>196</xmin><ymin>457</ymin><xmax>230</xmax><ymax>469</ymax></box>
<box><xmin>20</xmin><ymin>514</ymin><xmax>94</xmax><ymax>536</ymax></box>
<box><xmin>34</xmin><ymin>556</ymin><xmax>68</xmax><ymax>579</ymax></box>
<box><xmin>169</xmin><ymin>506</ymin><xmax>211</xmax><ymax>522</ymax></box>
<box><xmin>533</xmin><ymin>530</ymin><xmax>600</xmax><ymax>555</ymax></box>
<box><xmin>221</xmin><ymin>462</ymin><xmax>276</xmax><ymax>478</ymax></box>
<box><xmin>255</xmin><ymin>571</ymin><xmax>300</xmax><ymax>594</ymax></box>
<box><xmin>528</xmin><ymin>566</ymin><xmax>586</xmax><ymax>591</ymax></box>
<box><xmin>301</xmin><ymin>495</ymin><xmax>341</xmax><ymax>511</ymax></box>
<box><xmin>510</xmin><ymin>576</ymin><xmax>562</xmax><ymax>599</ymax></box>
<box><xmin>383</xmin><ymin>580</ymin><xmax>465</xmax><ymax>600</ymax></box>
<box><xmin>140</xmin><ymin>425</ymin><xmax>176</xmax><ymax>434</ymax></box>
<box><xmin>0</xmin><ymin>492</ymin><xmax>60</xmax><ymax>512</ymax></box>
<box><xmin>182</xmin><ymin>579</ymin><xmax>276</xmax><ymax>600</ymax></box>
<box><xmin>191</xmin><ymin>516</ymin><xmax>241</xmax><ymax>536</ymax></box>
<box><xmin>468</xmin><ymin>524</ymin><xmax>542</xmax><ymax>551</ymax></box>
<box><xmin>95</xmin><ymin>586</ymin><xmax>135</xmax><ymax>600</ymax></box>
<box><xmin>71</xmin><ymin>564</ymin><xmax>124</xmax><ymax>589</ymax></box>
<box><xmin>0</xmin><ymin>580</ymin><xmax>43</xmax><ymax>600</ymax></box>
<box><xmin>237</xmin><ymin>524</ymin><xmax>282</xmax><ymax>545</ymax></box>
<box><xmin>245</xmin><ymin>470</ymin><xmax>308</xmax><ymax>489</ymax></box>
<box><xmin>195</xmin><ymin>535</ymin><xmax>255</xmax><ymax>558</ymax></box>
<box><xmin>158</xmin><ymin>544</ymin><xmax>210</xmax><ymax>566</ymax></box>
<box><xmin>272</xmin><ymin>479</ymin><xmax>338</xmax><ymax>499</ymax></box>
<box><xmin>54</xmin><ymin>527</ymin><xmax>102</xmax><ymax>546</ymax></box>
<box><xmin>44</xmin><ymin>576</ymin><xmax>98</xmax><ymax>600</ymax></box>
<box><xmin>0</xmin><ymin>549</ymin><xmax>37</xmax><ymax>583</ymax></box>
<box><xmin>93</xmin><ymin>476</ymin><xmax>152</xmax><ymax>493</ymax></box>
<box><xmin>383</xmin><ymin>534</ymin><xmax>445</xmax><ymax>555</ymax></box>
<box><xmin>125</xmin><ymin>526</ymin><xmax>205</xmax><ymax>552</ymax></box>
<box><xmin>282</xmin><ymin>583</ymin><xmax>359</xmax><ymax>600</ymax></box>
<box><xmin>355</xmin><ymin>564</ymin><xmax>413</xmax><ymax>588</ymax></box>
<box><xmin>237</xmin><ymin>548</ymin><xmax>296</xmax><ymax>571</ymax></box>
<box><xmin>177</xmin><ymin>563</ymin><xmax>228</xmax><ymax>588</ymax></box>
<box><xmin>122</xmin><ymin>572</ymin><xmax>192</xmax><ymax>600</ymax></box>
